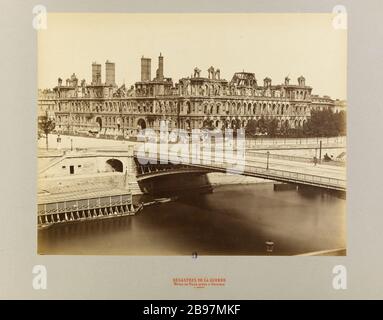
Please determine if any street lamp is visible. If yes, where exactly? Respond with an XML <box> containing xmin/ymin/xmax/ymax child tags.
<box><xmin>266</xmin><ymin>151</ymin><xmax>270</xmax><ymax>170</ymax></box>
<box><xmin>265</xmin><ymin>240</ymin><xmax>274</xmax><ymax>253</ymax></box>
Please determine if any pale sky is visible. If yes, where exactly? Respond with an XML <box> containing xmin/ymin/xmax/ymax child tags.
<box><xmin>38</xmin><ymin>13</ymin><xmax>347</xmax><ymax>100</ymax></box>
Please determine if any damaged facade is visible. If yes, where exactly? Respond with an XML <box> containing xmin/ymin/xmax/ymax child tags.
<box><xmin>38</xmin><ymin>53</ymin><xmax>345</xmax><ymax>136</ymax></box>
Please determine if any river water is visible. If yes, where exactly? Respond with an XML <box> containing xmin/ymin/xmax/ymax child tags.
<box><xmin>38</xmin><ymin>182</ymin><xmax>346</xmax><ymax>255</ymax></box>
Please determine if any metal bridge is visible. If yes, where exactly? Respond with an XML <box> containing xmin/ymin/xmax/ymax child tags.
<box><xmin>134</xmin><ymin>149</ymin><xmax>346</xmax><ymax>191</ymax></box>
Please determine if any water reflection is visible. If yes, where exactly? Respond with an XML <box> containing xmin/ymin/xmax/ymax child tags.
<box><xmin>38</xmin><ymin>183</ymin><xmax>346</xmax><ymax>255</ymax></box>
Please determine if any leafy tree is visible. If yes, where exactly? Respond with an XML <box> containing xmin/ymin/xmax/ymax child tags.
<box><xmin>266</xmin><ymin>118</ymin><xmax>278</xmax><ymax>137</ymax></box>
<box><xmin>202</xmin><ymin>120</ymin><xmax>215</xmax><ymax>131</ymax></box>
<box><xmin>258</xmin><ymin>116</ymin><xmax>267</xmax><ymax>134</ymax></box>
<box><xmin>245</xmin><ymin>119</ymin><xmax>257</xmax><ymax>136</ymax></box>
<box><xmin>303</xmin><ymin>108</ymin><xmax>344</xmax><ymax>137</ymax></box>
<box><xmin>280</xmin><ymin>120</ymin><xmax>289</xmax><ymax>136</ymax></box>
<box><xmin>38</xmin><ymin>115</ymin><xmax>55</xmax><ymax>150</ymax></box>
<box><xmin>336</xmin><ymin>111</ymin><xmax>346</xmax><ymax>136</ymax></box>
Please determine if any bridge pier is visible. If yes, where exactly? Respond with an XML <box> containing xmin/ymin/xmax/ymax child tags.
<box><xmin>297</xmin><ymin>184</ymin><xmax>346</xmax><ymax>199</ymax></box>
<box><xmin>273</xmin><ymin>182</ymin><xmax>297</xmax><ymax>191</ymax></box>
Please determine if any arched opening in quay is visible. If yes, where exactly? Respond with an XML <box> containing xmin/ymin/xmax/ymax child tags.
<box><xmin>106</xmin><ymin>159</ymin><xmax>123</xmax><ymax>172</ymax></box>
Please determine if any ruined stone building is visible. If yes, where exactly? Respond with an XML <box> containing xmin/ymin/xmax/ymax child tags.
<box><xmin>38</xmin><ymin>53</ymin><xmax>345</xmax><ymax>137</ymax></box>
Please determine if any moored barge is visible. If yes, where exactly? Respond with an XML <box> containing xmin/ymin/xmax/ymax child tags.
<box><xmin>37</xmin><ymin>189</ymin><xmax>143</xmax><ymax>229</ymax></box>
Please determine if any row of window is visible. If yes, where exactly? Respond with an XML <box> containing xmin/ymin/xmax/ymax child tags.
<box><xmin>54</xmin><ymin>101</ymin><xmax>311</xmax><ymax>116</ymax></box>
<box><xmin>60</xmin><ymin>117</ymin><xmax>308</xmax><ymax>131</ymax></box>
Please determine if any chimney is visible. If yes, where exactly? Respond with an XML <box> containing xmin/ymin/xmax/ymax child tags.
<box><xmin>215</xmin><ymin>69</ymin><xmax>220</xmax><ymax>80</ymax></box>
<box><xmin>264</xmin><ymin>77</ymin><xmax>271</xmax><ymax>87</ymax></box>
<box><xmin>285</xmin><ymin>76</ymin><xmax>290</xmax><ymax>85</ymax></box>
<box><xmin>105</xmin><ymin>60</ymin><xmax>116</xmax><ymax>86</ymax></box>
<box><xmin>157</xmin><ymin>53</ymin><xmax>164</xmax><ymax>80</ymax></box>
<box><xmin>141</xmin><ymin>56</ymin><xmax>151</xmax><ymax>82</ymax></box>
<box><xmin>91</xmin><ymin>62</ymin><xmax>102</xmax><ymax>85</ymax></box>
<box><xmin>298</xmin><ymin>76</ymin><xmax>306</xmax><ymax>86</ymax></box>
<box><xmin>71</xmin><ymin>73</ymin><xmax>78</xmax><ymax>87</ymax></box>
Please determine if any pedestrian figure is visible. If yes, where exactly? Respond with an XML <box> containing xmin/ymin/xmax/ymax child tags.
<box><xmin>324</xmin><ymin>153</ymin><xmax>331</xmax><ymax>161</ymax></box>
<box><xmin>56</xmin><ymin>134</ymin><xmax>62</xmax><ymax>150</ymax></box>
<box><xmin>313</xmin><ymin>156</ymin><xmax>318</xmax><ymax>166</ymax></box>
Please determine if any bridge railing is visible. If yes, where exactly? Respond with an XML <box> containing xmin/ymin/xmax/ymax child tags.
<box><xmin>243</xmin><ymin>136</ymin><xmax>346</xmax><ymax>147</ymax></box>
<box><xmin>134</xmin><ymin>150</ymin><xmax>346</xmax><ymax>190</ymax></box>
<box><xmin>246</xmin><ymin>151</ymin><xmax>346</xmax><ymax>167</ymax></box>
<box><xmin>250</xmin><ymin>167</ymin><xmax>345</xmax><ymax>189</ymax></box>
<box><xmin>205</xmin><ymin>156</ymin><xmax>345</xmax><ymax>190</ymax></box>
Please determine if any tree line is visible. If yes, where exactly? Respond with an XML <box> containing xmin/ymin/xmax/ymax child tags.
<box><xmin>245</xmin><ymin>109</ymin><xmax>346</xmax><ymax>138</ymax></box>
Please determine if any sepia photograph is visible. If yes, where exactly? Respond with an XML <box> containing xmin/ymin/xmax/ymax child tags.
<box><xmin>37</xmin><ymin>13</ymin><xmax>347</xmax><ymax>256</ymax></box>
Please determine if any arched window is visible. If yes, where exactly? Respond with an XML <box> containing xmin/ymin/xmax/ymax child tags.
<box><xmin>237</xmin><ymin>102</ymin><xmax>241</xmax><ymax>114</ymax></box>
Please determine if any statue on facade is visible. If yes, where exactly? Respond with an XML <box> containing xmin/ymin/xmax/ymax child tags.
<box><xmin>194</xmin><ymin>67</ymin><xmax>201</xmax><ymax>78</ymax></box>
<box><xmin>208</xmin><ymin>66</ymin><xmax>215</xmax><ymax>79</ymax></box>
<box><xmin>215</xmin><ymin>69</ymin><xmax>220</xmax><ymax>80</ymax></box>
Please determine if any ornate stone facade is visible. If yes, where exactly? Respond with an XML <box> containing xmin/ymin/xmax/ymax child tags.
<box><xmin>38</xmin><ymin>54</ymin><xmax>344</xmax><ymax>137</ymax></box>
